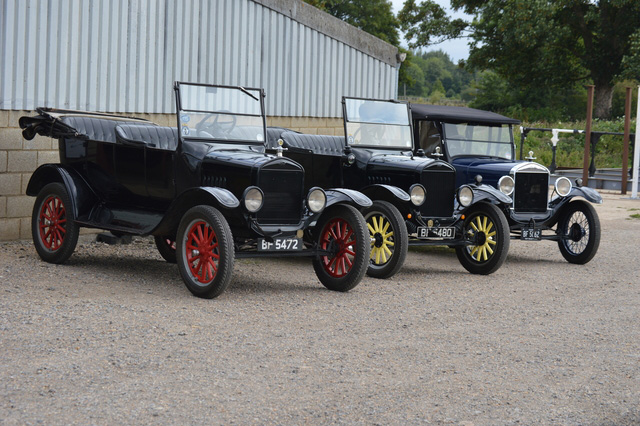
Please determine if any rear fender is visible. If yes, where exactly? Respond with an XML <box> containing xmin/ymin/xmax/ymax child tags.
<box><xmin>26</xmin><ymin>164</ymin><xmax>97</xmax><ymax>219</ymax></box>
<box><xmin>152</xmin><ymin>187</ymin><xmax>239</xmax><ymax>236</ymax></box>
<box><xmin>325</xmin><ymin>188</ymin><xmax>372</xmax><ymax>209</ymax></box>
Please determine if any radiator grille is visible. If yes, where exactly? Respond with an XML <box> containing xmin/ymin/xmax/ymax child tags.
<box><xmin>420</xmin><ymin>168</ymin><xmax>455</xmax><ymax>217</ymax></box>
<box><xmin>513</xmin><ymin>172</ymin><xmax>548</xmax><ymax>212</ymax></box>
<box><xmin>257</xmin><ymin>168</ymin><xmax>303</xmax><ymax>225</ymax></box>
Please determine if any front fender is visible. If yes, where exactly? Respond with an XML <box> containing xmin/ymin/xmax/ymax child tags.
<box><xmin>563</xmin><ymin>186</ymin><xmax>603</xmax><ymax>204</ymax></box>
<box><xmin>325</xmin><ymin>188</ymin><xmax>372</xmax><ymax>209</ymax></box>
<box><xmin>26</xmin><ymin>164</ymin><xmax>97</xmax><ymax>219</ymax></box>
<box><xmin>471</xmin><ymin>184</ymin><xmax>512</xmax><ymax>206</ymax></box>
<box><xmin>152</xmin><ymin>187</ymin><xmax>239</xmax><ymax>236</ymax></box>
<box><xmin>360</xmin><ymin>184</ymin><xmax>410</xmax><ymax>204</ymax></box>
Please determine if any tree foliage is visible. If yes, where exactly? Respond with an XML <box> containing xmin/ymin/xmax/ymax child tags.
<box><xmin>399</xmin><ymin>0</ymin><xmax>640</xmax><ymax>118</ymax></box>
<box><xmin>304</xmin><ymin>0</ymin><xmax>399</xmax><ymax>46</ymax></box>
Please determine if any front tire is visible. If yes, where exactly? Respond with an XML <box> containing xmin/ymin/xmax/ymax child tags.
<box><xmin>312</xmin><ymin>205</ymin><xmax>369</xmax><ymax>292</ymax></box>
<box><xmin>557</xmin><ymin>200</ymin><xmax>600</xmax><ymax>264</ymax></box>
<box><xmin>362</xmin><ymin>200</ymin><xmax>408</xmax><ymax>279</ymax></box>
<box><xmin>32</xmin><ymin>183</ymin><xmax>79</xmax><ymax>264</ymax></box>
<box><xmin>176</xmin><ymin>206</ymin><xmax>234</xmax><ymax>299</ymax></box>
<box><xmin>455</xmin><ymin>203</ymin><xmax>509</xmax><ymax>275</ymax></box>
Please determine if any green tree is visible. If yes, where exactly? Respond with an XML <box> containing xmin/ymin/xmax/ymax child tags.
<box><xmin>399</xmin><ymin>0</ymin><xmax>640</xmax><ymax>118</ymax></box>
<box><xmin>304</xmin><ymin>0</ymin><xmax>399</xmax><ymax>46</ymax></box>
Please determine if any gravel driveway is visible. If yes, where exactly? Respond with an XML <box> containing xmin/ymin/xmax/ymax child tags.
<box><xmin>1</xmin><ymin>192</ymin><xmax>639</xmax><ymax>425</ymax></box>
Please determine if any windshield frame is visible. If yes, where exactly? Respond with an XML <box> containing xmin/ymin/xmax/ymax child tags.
<box><xmin>174</xmin><ymin>81</ymin><xmax>267</xmax><ymax>145</ymax></box>
<box><xmin>342</xmin><ymin>96</ymin><xmax>415</xmax><ymax>151</ymax></box>
<box><xmin>442</xmin><ymin>122</ymin><xmax>515</xmax><ymax>161</ymax></box>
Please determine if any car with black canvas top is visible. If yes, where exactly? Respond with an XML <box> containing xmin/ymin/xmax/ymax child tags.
<box><xmin>268</xmin><ymin>97</ymin><xmax>514</xmax><ymax>277</ymax></box>
<box><xmin>411</xmin><ymin>103</ymin><xmax>601</xmax><ymax>264</ymax></box>
<box><xmin>20</xmin><ymin>82</ymin><xmax>373</xmax><ymax>298</ymax></box>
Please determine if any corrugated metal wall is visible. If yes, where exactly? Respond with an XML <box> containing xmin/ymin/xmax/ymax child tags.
<box><xmin>0</xmin><ymin>0</ymin><xmax>398</xmax><ymax>117</ymax></box>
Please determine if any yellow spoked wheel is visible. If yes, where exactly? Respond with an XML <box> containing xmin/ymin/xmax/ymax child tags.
<box><xmin>455</xmin><ymin>203</ymin><xmax>509</xmax><ymax>275</ymax></box>
<box><xmin>362</xmin><ymin>200</ymin><xmax>408</xmax><ymax>279</ymax></box>
<box><xmin>368</xmin><ymin>214</ymin><xmax>395</xmax><ymax>266</ymax></box>
<box><xmin>467</xmin><ymin>215</ymin><xmax>497</xmax><ymax>262</ymax></box>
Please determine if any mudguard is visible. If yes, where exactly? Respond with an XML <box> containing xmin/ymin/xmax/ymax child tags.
<box><xmin>470</xmin><ymin>184</ymin><xmax>512</xmax><ymax>205</ymax></box>
<box><xmin>26</xmin><ymin>164</ymin><xmax>98</xmax><ymax>219</ymax></box>
<box><xmin>325</xmin><ymin>188</ymin><xmax>372</xmax><ymax>209</ymax></box>
<box><xmin>564</xmin><ymin>186</ymin><xmax>603</xmax><ymax>204</ymax></box>
<box><xmin>360</xmin><ymin>184</ymin><xmax>410</xmax><ymax>203</ymax></box>
<box><xmin>152</xmin><ymin>187</ymin><xmax>240</xmax><ymax>236</ymax></box>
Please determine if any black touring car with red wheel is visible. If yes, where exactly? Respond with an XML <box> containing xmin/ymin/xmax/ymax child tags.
<box><xmin>20</xmin><ymin>82</ymin><xmax>372</xmax><ymax>298</ymax></box>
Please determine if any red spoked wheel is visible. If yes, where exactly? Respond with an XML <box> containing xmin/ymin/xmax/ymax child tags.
<box><xmin>319</xmin><ymin>217</ymin><xmax>357</xmax><ymax>278</ymax></box>
<box><xmin>32</xmin><ymin>183</ymin><xmax>79</xmax><ymax>264</ymax></box>
<box><xmin>185</xmin><ymin>221</ymin><xmax>220</xmax><ymax>283</ymax></box>
<box><xmin>154</xmin><ymin>235</ymin><xmax>177</xmax><ymax>263</ymax></box>
<box><xmin>39</xmin><ymin>195</ymin><xmax>67</xmax><ymax>251</ymax></box>
<box><xmin>176</xmin><ymin>205</ymin><xmax>234</xmax><ymax>299</ymax></box>
<box><xmin>312</xmin><ymin>205</ymin><xmax>369</xmax><ymax>292</ymax></box>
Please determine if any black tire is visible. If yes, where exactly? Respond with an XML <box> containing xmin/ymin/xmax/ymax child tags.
<box><xmin>455</xmin><ymin>203</ymin><xmax>509</xmax><ymax>275</ymax></box>
<box><xmin>32</xmin><ymin>182</ymin><xmax>79</xmax><ymax>264</ymax></box>
<box><xmin>154</xmin><ymin>235</ymin><xmax>177</xmax><ymax>263</ymax></box>
<box><xmin>312</xmin><ymin>205</ymin><xmax>369</xmax><ymax>292</ymax></box>
<box><xmin>176</xmin><ymin>206</ymin><xmax>235</xmax><ymax>299</ymax></box>
<box><xmin>556</xmin><ymin>200</ymin><xmax>600</xmax><ymax>264</ymax></box>
<box><xmin>362</xmin><ymin>200</ymin><xmax>408</xmax><ymax>279</ymax></box>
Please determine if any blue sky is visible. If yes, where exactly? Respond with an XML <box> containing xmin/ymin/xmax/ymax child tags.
<box><xmin>389</xmin><ymin>0</ymin><xmax>471</xmax><ymax>62</ymax></box>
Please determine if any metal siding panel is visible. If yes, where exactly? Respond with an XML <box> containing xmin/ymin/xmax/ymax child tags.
<box><xmin>44</xmin><ymin>0</ymin><xmax>58</xmax><ymax>109</ymax></box>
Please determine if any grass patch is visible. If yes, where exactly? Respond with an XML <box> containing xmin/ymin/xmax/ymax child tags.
<box><xmin>629</xmin><ymin>213</ymin><xmax>640</xmax><ymax>219</ymax></box>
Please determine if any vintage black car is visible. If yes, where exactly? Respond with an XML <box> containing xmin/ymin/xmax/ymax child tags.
<box><xmin>268</xmin><ymin>98</ymin><xmax>513</xmax><ymax>277</ymax></box>
<box><xmin>411</xmin><ymin>103</ymin><xmax>601</xmax><ymax>264</ymax></box>
<box><xmin>20</xmin><ymin>82</ymin><xmax>373</xmax><ymax>298</ymax></box>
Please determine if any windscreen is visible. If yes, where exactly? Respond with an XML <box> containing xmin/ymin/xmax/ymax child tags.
<box><xmin>443</xmin><ymin>123</ymin><xmax>513</xmax><ymax>160</ymax></box>
<box><xmin>177</xmin><ymin>83</ymin><xmax>265</xmax><ymax>143</ymax></box>
<box><xmin>344</xmin><ymin>98</ymin><xmax>412</xmax><ymax>149</ymax></box>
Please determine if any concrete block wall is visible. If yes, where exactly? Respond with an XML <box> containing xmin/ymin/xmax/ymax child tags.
<box><xmin>0</xmin><ymin>111</ymin><xmax>344</xmax><ymax>241</ymax></box>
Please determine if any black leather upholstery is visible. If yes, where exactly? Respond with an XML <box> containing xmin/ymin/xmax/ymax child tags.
<box><xmin>280</xmin><ymin>131</ymin><xmax>345</xmax><ymax>156</ymax></box>
<box><xmin>115</xmin><ymin>125</ymin><xmax>178</xmax><ymax>150</ymax></box>
<box><xmin>60</xmin><ymin>116</ymin><xmax>151</xmax><ymax>143</ymax></box>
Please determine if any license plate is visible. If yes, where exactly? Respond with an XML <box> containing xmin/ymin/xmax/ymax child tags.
<box><xmin>257</xmin><ymin>237</ymin><xmax>303</xmax><ymax>251</ymax></box>
<box><xmin>521</xmin><ymin>227</ymin><xmax>541</xmax><ymax>241</ymax></box>
<box><xmin>417</xmin><ymin>226</ymin><xmax>455</xmax><ymax>240</ymax></box>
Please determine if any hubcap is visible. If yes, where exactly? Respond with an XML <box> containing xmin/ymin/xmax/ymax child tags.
<box><xmin>366</xmin><ymin>215</ymin><xmax>394</xmax><ymax>266</ymax></box>
<box><xmin>39</xmin><ymin>195</ymin><xmax>67</xmax><ymax>251</ymax></box>
<box><xmin>320</xmin><ymin>218</ymin><xmax>356</xmax><ymax>278</ymax></box>
<box><xmin>185</xmin><ymin>220</ymin><xmax>220</xmax><ymax>284</ymax></box>
<box><xmin>467</xmin><ymin>215</ymin><xmax>497</xmax><ymax>262</ymax></box>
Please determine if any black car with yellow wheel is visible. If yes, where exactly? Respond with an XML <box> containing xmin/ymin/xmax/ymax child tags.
<box><xmin>268</xmin><ymin>97</ymin><xmax>513</xmax><ymax>276</ymax></box>
<box><xmin>21</xmin><ymin>82</ymin><xmax>372</xmax><ymax>298</ymax></box>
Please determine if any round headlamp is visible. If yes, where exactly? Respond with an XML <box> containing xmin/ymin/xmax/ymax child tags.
<box><xmin>498</xmin><ymin>175</ymin><xmax>514</xmax><ymax>196</ymax></box>
<box><xmin>243</xmin><ymin>187</ymin><xmax>264</xmax><ymax>213</ymax></box>
<box><xmin>409</xmin><ymin>184</ymin><xmax>426</xmax><ymax>206</ymax></box>
<box><xmin>555</xmin><ymin>176</ymin><xmax>572</xmax><ymax>197</ymax></box>
<box><xmin>457</xmin><ymin>185</ymin><xmax>474</xmax><ymax>207</ymax></box>
<box><xmin>307</xmin><ymin>187</ymin><xmax>326</xmax><ymax>213</ymax></box>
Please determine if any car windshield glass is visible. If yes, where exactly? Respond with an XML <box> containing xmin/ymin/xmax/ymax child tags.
<box><xmin>344</xmin><ymin>99</ymin><xmax>412</xmax><ymax>149</ymax></box>
<box><xmin>177</xmin><ymin>83</ymin><xmax>265</xmax><ymax>143</ymax></box>
<box><xmin>443</xmin><ymin>123</ymin><xmax>513</xmax><ymax>160</ymax></box>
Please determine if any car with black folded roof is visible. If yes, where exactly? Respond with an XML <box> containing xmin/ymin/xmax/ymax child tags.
<box><xmin>20</xmin><ymin>82</ymin><xmax>372</xmax><ymax>298</ymax></box>
<box><xmin>268</xmin><ymin>97</ymin><xmax>513</xmax><ymax>277</ymax></box>
<box><xmin>411</xmin><ymin>103</ymin><xmax>601</xmax><ymax>264</ymax></box>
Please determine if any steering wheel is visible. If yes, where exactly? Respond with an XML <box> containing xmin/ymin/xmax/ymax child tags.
<box><xmin>352</xmin><ymin>120</ymin><xmax>386</xmax><ymax>144</ymax></box>
<box><xmin>195</xmin><ymin>111</ymin><xmax>237</xmax><ymax>137</ymax></box>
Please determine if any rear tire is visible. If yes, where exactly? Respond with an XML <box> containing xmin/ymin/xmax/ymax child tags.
<box><xmin>557</xmin><ymin>200</ymin><xmax>600</xmax><ymax>264</ymax></box>
<box><xmin>312</xmin><ymin>205</ymin><xmax>369</xmax><ymax>292</ymax></box>
<box><xmin>32</xmin><ymin>183</ymin><xmax>79</xmax><ymax>264</ymax></box>
<box><xmin>154</xmin><ymin>235</ymin><xmax>177</xmax><ymax>263</ymax></box>
<box><xmin>362</xmin><ymin>200</ymin><xmax>408</xmax><ymax>279</ymax></box>
<box><xmin>455</xmin><ymin>203</ymin><xmax>509</xmax><ymax>275</ymax></box>
<box><xmin>176</xmin><ymin>206</ymin><xmax>234</xmax><ymax>299</ymax></box>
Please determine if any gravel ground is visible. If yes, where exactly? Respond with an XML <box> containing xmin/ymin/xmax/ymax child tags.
<box><xmin>1</xmin><ymin>192</ymin><xmax>639</xmax><ymax>425</ymax></box>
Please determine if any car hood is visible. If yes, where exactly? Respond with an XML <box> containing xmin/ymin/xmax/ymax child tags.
<box><xmin>452</xmin><ymin>157</ymin><xmax>519</xmax><ymax>187</ymax></box>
